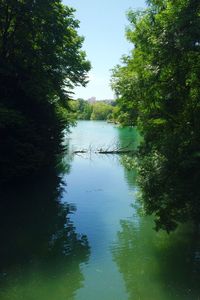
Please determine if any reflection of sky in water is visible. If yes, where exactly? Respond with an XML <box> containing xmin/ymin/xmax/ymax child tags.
<box><xmin>64</xmin><ymin>121</ymin><xmax>200</xmax><ymax>300</ymax></box>
<box><xmin>3</xmin><ymin>121</ymin><xmax>200</xmax><ymax>300</ymax></box>
<box><xmin>63</xmin><ymin>121</ymin><xmax>139</xmax><ymax>300</ymax></box>
<box><xmin>3</xmin><ymin>121</ymin><xmax>199</xmax><ymax>300</ymax></box>
<box><xmin>65</xmin><ymin>120</ymin><xmax>139</xmax><ymax>154</ymax></box>
<box><xmin>66</xmin><ymin>121</ymin><xmax>119</xmax><ymax>150</ymax></box>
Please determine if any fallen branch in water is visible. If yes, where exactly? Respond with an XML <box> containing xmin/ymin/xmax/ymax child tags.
<box><xmin>96</xmin><ymin>149</ymin><xmax>135</xmax><ymax>154</ymax></box>
<box><xmin>95</xmin><ymin>142</ymin><xmax>136</xmax><ymax>154</ymax></box>
<box><xmin>72</xmin><ymin>142</ymin><xmax>136</xmax><ymax>155</ymax></box>
<box><xmin>73</xmin><ymin>150</ymin><xmax>87</xmax><ymax>154</ymax></box>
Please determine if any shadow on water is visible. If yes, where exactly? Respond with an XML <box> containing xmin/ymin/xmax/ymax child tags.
<box><xmin>0</xmin><ymin>165</ymin><xmax>90</xmax><ymax>300</ymax></box>
<box><xmin>115</xmin><ymin>125</ymin><xmax>200</xmax><ymax>299</ymax></box>
<box><xmin>111</xmin><ymin>212</ymin><xmax>200</xmax><ymax>300</ymax></box>
<box><xmin>117</xmin><ymin>126</ymin><xmax>140</xmax><ymax>190</ymax></box>
<box><xmin>117</xmin><ymin>126</ymin><xmax>141</xmax><ymax>152</ymax></box>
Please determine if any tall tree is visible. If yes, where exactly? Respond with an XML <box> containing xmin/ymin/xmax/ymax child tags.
<box><xmin>111</xmin><ymin>0</ymin><xmax>200</xmax><ymax>231</ymax></box>
<box><xmin>0</xmin><ymin>0</ymin><xmax>90</xmax><ymax>182</ymax></box>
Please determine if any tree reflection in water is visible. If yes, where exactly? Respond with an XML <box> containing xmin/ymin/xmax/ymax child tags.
<box><xmin>0</xmin><ymin>167</ymin><xmax>90</xmax><ymax>300</ymax></box>
<box><xmin>112</xmin><ymin>215</ymin><xmax>200</xmax><ymax>300</ymax></box>
<box><xmin>117</xmin><ymin>127</ymin><xmax>200</xmax><ymax>299</ymax></box>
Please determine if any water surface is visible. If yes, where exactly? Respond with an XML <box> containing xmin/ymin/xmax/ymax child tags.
<box><xmin>1</xmin><ymin>121</ymin><xmax>200</xmax><ymax>300</ymax></box>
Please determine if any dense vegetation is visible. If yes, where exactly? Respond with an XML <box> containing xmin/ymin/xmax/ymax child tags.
<box><xmin>70</xmin><ymin>99</ymin><xmax>115</xmax><ymax>121</ymax></box>
<box><xmin>0</xmin><ymin>0</ymin><xmax>90</xmax><ymax>183</ymax></box>
<box><xmin>111</xmin><ymin>0</ymin><xmax>200</xmax><ymax>231</ymax></box>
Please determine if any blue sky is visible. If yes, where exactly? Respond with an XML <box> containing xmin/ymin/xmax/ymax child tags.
<box><xmin>64</xmin><ymin>0</ymin><xmax>146</xmax><ymax>100</ymax></box>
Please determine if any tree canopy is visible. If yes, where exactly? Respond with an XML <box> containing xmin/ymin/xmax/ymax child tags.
<box><xmin>70</xmin><ymin>99</ymin><xmax>115</xmax><ymax>121</ymax></box>
<box><xmin>0</xmin><ymin>0</ymin><xmax>90</xmax><ymax>182</ymax></box>
<box><xmin>111</xmin><ymin>0</ymin><xmax>200</xmax><ymax>231</ymax></box>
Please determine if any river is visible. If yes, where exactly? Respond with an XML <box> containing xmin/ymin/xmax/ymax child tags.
<box><xmin>1</xmin><ymin>120</ymin><xmax>200</xmax><ymax>300</ymax></box>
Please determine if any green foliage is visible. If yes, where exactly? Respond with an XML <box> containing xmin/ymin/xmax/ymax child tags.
<box><xmin>0</xmin><ymin>0</ymin><xmax>90</xmax><ymax>182</ymax></box>
<box><xmin>111</xmin><ymin>58</ymin><xmax>139</xmax><ymax>126</ymax></box>
<box><xmin>111</xmin><ymin>0</ymin><xmax>200</xmax><ymax>231</ymax></box>
<box><xmin>70</xmin><ymin>99</ymin><xmax>114</xmax><ymax>121</ymax></box>
<box><xmin>70</xmin><ymin>99</ymin><xmax>93</xmax><ymax>120</ymax></box>
<box><xmin>91</xmin><ymin>102</ymin><xmax>114</xmax><ymax>120</ymax></box>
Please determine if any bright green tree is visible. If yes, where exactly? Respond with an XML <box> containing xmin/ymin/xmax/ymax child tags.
<box><xmin>76</xmin><ymin>99</ymin><xmax>93</xmax><ymax>120</ymax></box>
<box><xmin>111</xmin><ymin>56</ymin><xmax>139</xmax><ymax>126</ymax></box>
<box><xmin>91</xmin><ymin>102</ymin><xmax>114</xmax><ymax>120</ymax></box>
<box><xmin>112</xmin><ymin>0</ymin><xmax>200</xmax><ymax>231</ymax></box>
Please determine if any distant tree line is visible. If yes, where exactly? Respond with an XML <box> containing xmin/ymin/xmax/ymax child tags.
<box><xmin>111</xmin><ymin>0</ymin><xmax>200</xmax><ymax>231</ymax></box>
<box><xmin>0</xmin><ymin>0</ymin><xmax>90</xmax><ymax>183</ymax></box>
<box><xmin>70</xmin><ymin>99</ymin><xmax>116</xmax><ymax>121</ymax></box>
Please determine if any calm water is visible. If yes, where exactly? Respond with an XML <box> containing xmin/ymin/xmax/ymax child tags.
<box><xmin>1</xmin><ymin>121</ymin><xmax>200</xmax><ymax>300</ymax></box>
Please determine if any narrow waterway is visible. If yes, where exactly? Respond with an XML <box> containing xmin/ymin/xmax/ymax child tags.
<box><xmin>1</xmin><ymin>121</ymin><xmax>200</xmax><ymax>300</ymax></box>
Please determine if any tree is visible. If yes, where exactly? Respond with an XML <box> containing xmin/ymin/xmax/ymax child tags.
<box><xmin>111</xmin><ymin>0</ymin><xmax>200</xmax><ymax>231</ymax></box>
<box><xmin>90</xmin><ymin>102</ymin><xmax>114</xmax><ymax>120</ymax></box>
<box><xmin>72</xmin><ymin>99</ymin><xmax>93</xmax><ymax>120</ymax></box>
<box><xmin>111</xmin><ymin>57</ymin><xmax>139</xmax><ymax>126</ymax></box>
<box><xmin>0</xmin><ymin>0</ymin><xmax>90</xmax><ymax>182</ymax></box>
<box><xmin>70</xmin><ymin>99</ymin><xmax>114</xmax><ymax>121</ymax></box>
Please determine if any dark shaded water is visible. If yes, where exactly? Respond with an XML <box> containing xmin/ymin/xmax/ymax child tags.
<box><xmin>1</xmin><ymin>121</ymin><xmax>200</xmax><ymax>300</ymax></box>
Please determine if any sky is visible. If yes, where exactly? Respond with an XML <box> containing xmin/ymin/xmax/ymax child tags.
<box><xmin>64</xmin><ymin>0</ymin><xmax>146</xmax><ymax>100</ymax></box>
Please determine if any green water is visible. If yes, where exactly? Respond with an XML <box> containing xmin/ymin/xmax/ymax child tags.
<box><xmin>1</xmin><ymin>121</ymin><xmax>200</xmax><ymax>300</ymax></box>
